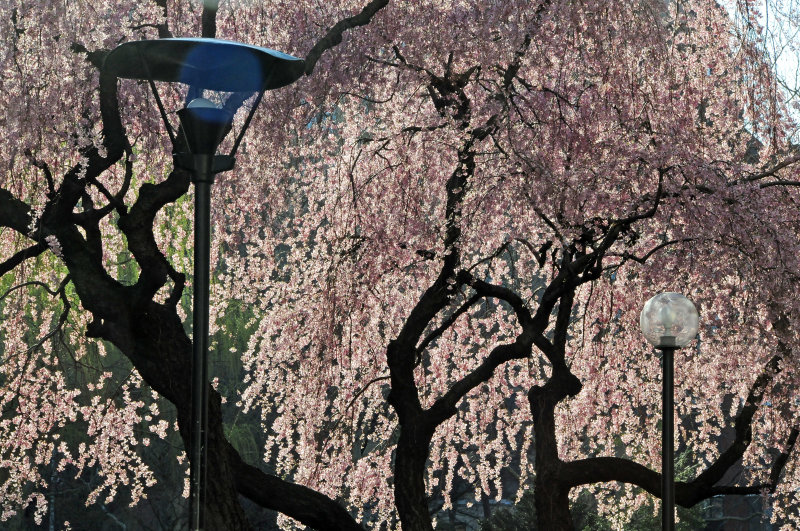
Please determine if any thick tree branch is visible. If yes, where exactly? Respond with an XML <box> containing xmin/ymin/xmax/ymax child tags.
<box><xmin>117</xmin><ymin>168</ymin><xmax>190</xmax><ymax>303</ymax></box>
<box><xmin>741</xmin><ymin>152</ymin><xmax>800</xmax><ymax>184</ymax></box>
<box><xmin>427</xmin><ymin>334</ymin><xmax>533</xmax><ymax>426</ymax></box>
<box><xmin>0</xmin><ymin>242</ymin><xmax>47</xmax><ymax>277</ymax></box>
<box><xmin>0</xmin><ymin>188</ymin><xmax>35</xmax><ymax>236</ymax></box>
<box><xmin>231</xmin><ymin>450</ymin><xmax>365</xmax><ymax>531</ymax></box>
<box><xmin>415</xmin><ymin>293</ymin><xmax>482</xmax><ymax>359</ymax></box>
<box><xmin>560</xmin><ymin>455</ymin><xmax>772</xmax><ymax>505</ymax></box>
<box><xmin>769</xmin><ymin>428</ymin><xmax>799</xmax><ymax>492</ymax></box>
<box><xmin>456</xmin><ymin>271</ymin><xmax>533</xmax><ymax>329</ymax></box>
<box><xmin>201</xmin><ymin>0</ymin><xmax>219</xmax><ymax>38</ymax></box>
<box><xmin>152</xmin><ymin>0</ymin><xmax>172</xmax><ymax>38</ymax></box>
<box><xmin>3</xmin><ymin>12</ymin><xmax>374</xmax><ymax>530</ymax></box>
<box><xmin>560</xmin><ymin>455</ymin><xmax>776</xmax><ymax>507</ymax></box>
<box><xmin>24</xmin><ymin>148</ymin><xmax>55</xmax><ymax>197</ymax></box>
<box><xmin>551</xmin><ymin>287</ymin><xmax>574</xmax><ymax>357</ymax></box>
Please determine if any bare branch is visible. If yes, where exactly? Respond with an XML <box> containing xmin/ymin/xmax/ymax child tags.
<box><xmin>416</xmin><ymin>294</ymin><xmax>482</xmax><ymax>359</ymax></box>
<box><xmin>304</xmin><ymin>0</ymin><xmax>390</xmax><ymax>75</ymax></box>
<box><xmin>610</xmin><ymin>238</ymin><xmax>695</xmax><ymax>265</ymax></box>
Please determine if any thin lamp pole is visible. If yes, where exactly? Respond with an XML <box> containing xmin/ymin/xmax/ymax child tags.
<box><xmin>660</xmin><ymin>337</ymin><xmax>676</xmax><ymax>531</ymax></box>
<box><xmin>190</xmin><ymin>155</ymin><xmax>215</xmax><ymax>530</ymax></box>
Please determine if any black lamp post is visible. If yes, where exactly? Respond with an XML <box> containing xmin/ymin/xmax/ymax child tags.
<box><xmin>640</xmin><ymin>292</ymin><xmax>699</xmax><ymax>531</ymax></box>
<box><xmin>103</xmin><ymin>38</ymin><xmax>304</xmax><ymax>530</ymax></box>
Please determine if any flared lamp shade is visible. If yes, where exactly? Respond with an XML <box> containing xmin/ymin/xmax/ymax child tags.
<box><xmin>177</xmin><ymin>98</ymin><xmax>233</xmax><ymax>155</ymax></box>
<box><xmin>103</xmin><ymin>38</ymin><xmax>304</xmax><ymax>92</ymax></box>
<box><xmin>639</xmin><ymin>292</ymin><xmax>699</xmax><ymax>348</ymax></box>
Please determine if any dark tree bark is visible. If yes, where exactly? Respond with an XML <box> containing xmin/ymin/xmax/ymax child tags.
<box><xmin>3</xmin><ymin>1</ymin><xmax>799</xmax><ymax>530</ymax></box>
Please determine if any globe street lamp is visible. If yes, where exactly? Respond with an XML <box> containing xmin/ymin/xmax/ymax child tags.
<box><xmin>103</xmin><ymin>38</ymin><xmax>304</xmax><ymax>530</ymax></box>
<box><xmin>640</xmin><ymin>292</ymin><xmax>699</xmax><ymax>531</ymax></box>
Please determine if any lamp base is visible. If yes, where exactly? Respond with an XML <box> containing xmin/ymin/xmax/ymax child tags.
<box><xmin>657</xmin><ymin>335</ymin><xmax>677</xmax><ymax>349</ymax></box>
<box><xmin>173</xmin><ymin>154</ymin><xmax>236</xmax><ymax>182</ymax></box>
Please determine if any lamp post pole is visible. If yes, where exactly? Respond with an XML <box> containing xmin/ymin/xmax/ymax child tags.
<box><xmin>190</xmin><ymin>158</ymin><xmax>213</xmax><ymax>529</ymax></box>
<box><xmin>639</xmin><ymin>293</ymin><xmax>699</xmax><ymax>531</ymax></box>
<box><xmin>175</xmin><ymin>102</ymin><xmax>237</xmax><ymax>530</ymax></box>
<box><xmin>660</xmin><ymin>339</ymin><xmax>676</xmax><ymax>531</ymax></box>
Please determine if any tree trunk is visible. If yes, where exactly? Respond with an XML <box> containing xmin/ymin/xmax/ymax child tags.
<box><xmin>534</xmin><ymin>480</ymin><xmax>574</xmax><ymax>531</ymax></box>
<box><xmin>394</xmin><ymin>424</ymin><xmax>434</xmax><ymax>531</ymax></box>
<box><xmin>103</xmin><ymin>300</ymin><xmax>252</xmax><ymax>529</ymax></box>
<box><xmin>528</xmin><ymin>384</ymin><xmax>575</xmax><ymax>530</ymax></box>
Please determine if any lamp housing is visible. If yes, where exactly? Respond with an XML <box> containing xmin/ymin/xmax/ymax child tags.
<box><xmin>177</xmin><ymin>99</ymin><xmax>233</xmax><ymax>156</ymax></box>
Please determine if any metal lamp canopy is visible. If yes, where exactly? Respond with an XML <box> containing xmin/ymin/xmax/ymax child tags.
<box><xmin>103</xmin><ymin>38</ymin><xmax>304</xmax><ymax>92</ymax></box>
<box><xmin>639</xmin><ymin>292</ymin><xmax>699</xmax><ymax>348</ymax></box>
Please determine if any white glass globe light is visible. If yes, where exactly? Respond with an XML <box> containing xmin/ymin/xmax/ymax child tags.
<box><xmin>639</xmin><ymin>292</ymin><xmax>699</xmax><ymax>348</ymax></box>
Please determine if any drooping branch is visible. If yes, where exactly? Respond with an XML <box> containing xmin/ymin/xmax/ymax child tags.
<box><xmin>1</xmin><ymin>276</ymin><xmax>72</xmax><ymax>360</ymax></box>
<box><xmin>0</xmin><ymin>280</ymin><xmax>63</xmax><ymax>303</ymax></box>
